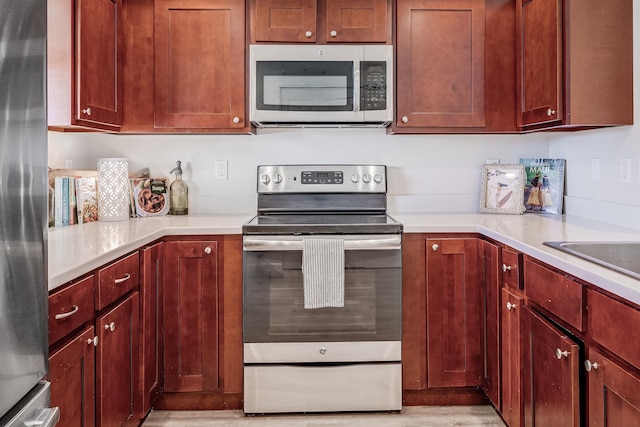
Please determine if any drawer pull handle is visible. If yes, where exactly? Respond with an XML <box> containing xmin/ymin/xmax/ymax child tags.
<box><xmin>584</xmin><ymin>360</ymin><xmax>599</xmax><ymax>372</ymax></box>
<box><xmin>87</xmin><ymin>336</ymin><xmax>99</xmax><ymax>347</ymax></box>
<box><xmin>506</xmin><ymin>302</ymin><xmax>517</xmax><ymax>311</ymax></box>
<box><xmin>114</xmin><ymin>273</ymin><xmax>131</xmax><ymax>284</ymax></box>
<box><xmin>104</xmin><ymin>322</ymin><xmax>116</xmax><ymax>332</ymax></box>
<box><xmin>502</xmin><ymin>264</ymin><xmax>512</xmax><ymax>272</ymax></box>
<box><xmin>54</xmin><ymin>305</ymin><xmax>79</xmax><ymax>320</ymax></box>
<box><xmin>556</xmin><ymin>348</ymin><xmax>570</xmax><ymax>359</ymax></box>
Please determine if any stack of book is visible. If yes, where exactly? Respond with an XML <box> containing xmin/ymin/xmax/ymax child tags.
<box><xmin>52</xmin><ymin>175</ymin><xmax>97</xmax><ymax>227</ymax></box>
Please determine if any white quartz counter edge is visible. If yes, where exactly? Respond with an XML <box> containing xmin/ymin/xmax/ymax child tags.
<box><xmin>48</xmin><ymin>215</ymin><xmax>251</xmax><ymax>291</ymax></box>
<box><xmin>395</xmin><ymin>213</ymin><xmax>640</xmax><ymax>306</ymax></box>
<box><xmin>50</xmin><ymin>213</ymin><xmax>640</xmax><ymax>307</ymax></box>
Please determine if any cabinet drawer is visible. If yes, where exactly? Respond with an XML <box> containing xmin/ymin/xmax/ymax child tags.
<box><xmin>501</xmin><ymin>248</ymin><xmax>523</xmax><ymax>289</ymax></box>
<box><xmin>524</xmin><ymin>258</ymin><xmax>585</xmax><ymax>331</ymax></box>
<box><xmin>588</xmin><ymin>290</ymin><xmax>640</xmax><ymax>370</ymax></box>
<box><xmin>49</xmin><ymin>275</ymin><xmax>95</xmax><ymax>345</ymax></box>
<box><xmin>96</xmin><ymin>252</ymin><xmax>139</xmax><ymax>310</ymax></box>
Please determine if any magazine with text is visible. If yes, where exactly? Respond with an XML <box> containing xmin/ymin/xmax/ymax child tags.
<box><xmin>520</xmin><ymin>158</ymin><xmax>566</xmax><ymax>214</ymax></box>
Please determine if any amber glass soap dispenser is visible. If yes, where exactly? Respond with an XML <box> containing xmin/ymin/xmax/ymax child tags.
<box><xmin>169</xmin><ymin>160</ymin><xmax>188</xmax><ymax>215</ymax></box>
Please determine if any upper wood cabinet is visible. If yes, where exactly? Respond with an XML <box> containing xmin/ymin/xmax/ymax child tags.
<box><xmin>395</xmin><ymin>0</ymin><xmax>487</xmax><ymax>130</ymax></box>
<box><xmin>153</xmin><ymin>0</ymin><xmax>247</xmax><ymax>131</ymax></box>
<box><xmin>48</xmin><ymin>0</ymin><xmax>123</xmax><ymax>131</ymax></box>
<box><xmin>516</xmin><ymin>0</ymin><xmax>633</xmax><ymax>129</ymax></box>
<box><xmin>251</xmin><ymin>0</ymin><xmax>391</xmax><ymax>43</ymax></box>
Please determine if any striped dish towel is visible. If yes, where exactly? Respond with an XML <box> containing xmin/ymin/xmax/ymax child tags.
<box><xmin>302</xmin><ymin>237</ymin><xmax>345</xmax><ymax>309</ymax></box>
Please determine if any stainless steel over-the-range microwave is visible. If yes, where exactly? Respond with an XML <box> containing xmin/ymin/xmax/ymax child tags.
<box><xmin>250</xmin><ymin>44</ymin><xmax>393</xmax><ymax>127</ymax></box>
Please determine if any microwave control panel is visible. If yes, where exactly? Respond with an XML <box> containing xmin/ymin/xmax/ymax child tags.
<box><xmin>361</xmin><ymin>62</ymin><xmax>387</xmax><ymax>111</ymax></box>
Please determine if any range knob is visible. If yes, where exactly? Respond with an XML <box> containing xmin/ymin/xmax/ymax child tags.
<box><xmin>374</xmin><ymin>173</ymin><xmax>384</xmax><ymax>184</ymax></box>
<box><xmin>362</xmin><ymin>173</ymin><xmax>372</xmax><ymax>183</ymax></box>
<box><xmin>260</xmin><ymin>174</ymin><xmax>271</xmax><ymax>185</ymax></box>
<box><xmin>351</xmin><ymin>173</ymin><xmax>360</xmax><ymax>183</ymax></box>
<box><xmin>272</xmin><ymin>174</ymin><xmax>282</xmax><ymax>184</ymax></box>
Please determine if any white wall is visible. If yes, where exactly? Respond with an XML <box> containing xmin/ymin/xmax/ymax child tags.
<box><xmin>549</xmin><ymin>3</ymin><xmax>640</xmax><ymax>229</ymax></box>
<box><xmin>48</xmin><ymin>130</ymin><xmax>549</xmax><ymax>215</ymax></box>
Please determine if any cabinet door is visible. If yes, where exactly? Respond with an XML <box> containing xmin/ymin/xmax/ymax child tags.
<box><xmin>516</xmin><ymin>0</ymin><xmax>562</xmax><ymax>127</ymax></box>
<box><xmin>164</xmin><ymin>241</ymin><xmax>219</xmax><ymax>392</ymax></box>
<box><xmin>96</xmin><ymin>292</ymin><xmax>140</xmax><ymax>427</ymax></box>
<box><xmin>480</xmin><ymin>240</ymin><xmax>500</xmax><ymax>408</ymax></box>
<box><xmin>522</xmin><ymin>307</ymin><xmax>580</xmax><ymax>427</ymax></box>
<box><xmin>49</xmin><ymin>326</ymin><xmax>96</xmax><ymax>427</ymax></box>
<box><xmin>325</xmin><ymin>0</ymin><xmax>388</xmax><ymax>43</ymax></box>
<box><xmin>138</xmin><ymin>242</ymin><xmax>164</xmax><ymax>419</ymax></box>
<box><xmin>586</xmin><ymin>347</ymin><xmax>640</xmax><ymax>426</ymax></box>
<box><xmin>254</xmin><ymin>0</ymin><xmax>317</xmax><ymax>42</ymax></box>
<box><xmin>76</xmin><ymin>0</ymin><xmax>123</xmax><ymax>128</ymax></box>
<box><xmin>396</xmin><ymin>0</ymin><xmax>485</xmax><ymax>128</ymax></box>
<box><xmin>154</xmin><ymin>0</ymin><xmax>246</xmax><ymax>130</ymax></box>
<box><xmin>426</xmin><ymin>238</ymin><xmax>482</xmax><ymax>387</ymax></box>
<box><xmin>501</xmin><ymin>288</ymin><xmax>524</xmax><ymax>427</ymax></box>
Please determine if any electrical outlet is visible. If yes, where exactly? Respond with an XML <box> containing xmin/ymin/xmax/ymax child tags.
<box><xmin>215</xmin><ymin>160</ymin><xmax>228</xmax><ymax>180</ymax></box>
<box><xmin>486</xmin><ymin>159</ymin><xmax>500</xmax><ymax>164</ymax></box>
<box><xmin>620</xmin><ymin>158</ymin><xmax>631</xmax><ymax>183</ymax></box>
<box><xmin>591</xmin><ymin>158</ymin><xmax>600</xmax><ymax>181</ymax></box>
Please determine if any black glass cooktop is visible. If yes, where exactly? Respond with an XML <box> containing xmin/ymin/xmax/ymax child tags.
<box><xmin>243</xmin><ymin>214</ymin><xmax>402</xmax><ymax>235</ymax></box>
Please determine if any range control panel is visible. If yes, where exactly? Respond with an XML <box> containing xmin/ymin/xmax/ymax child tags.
<box><xmin>257</xmin><ymin>165</ymin><xmax>387</xmax><ymax>194</ymax></box>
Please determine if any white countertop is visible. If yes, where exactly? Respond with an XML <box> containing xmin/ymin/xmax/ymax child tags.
<box><xmin>49</xmin><ymin>212</ymin><xmax>640</xmax><ymax>306</ymax></box>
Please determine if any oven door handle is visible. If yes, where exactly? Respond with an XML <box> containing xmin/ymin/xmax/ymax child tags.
<box><xmin>243</xmin><ymin>236</ymin><xmax>401</xmax><ymax>251</ymax></box>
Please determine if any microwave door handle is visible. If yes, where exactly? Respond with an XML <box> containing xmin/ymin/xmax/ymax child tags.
<box><xmin>353</xmin><ymin>61</ymin><xmax>360</xmax><ymax>112</ymax></box>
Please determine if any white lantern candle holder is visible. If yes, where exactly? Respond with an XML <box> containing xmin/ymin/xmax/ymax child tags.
<box><xmin>97</xmin><ymin>158</ymin><xmax>129</xmax><ymax>221</ymax></box>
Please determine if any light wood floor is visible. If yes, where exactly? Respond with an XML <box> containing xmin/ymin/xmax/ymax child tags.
<box><xmin>142</xmin><ymin>406</ymin><xmax>506</xmax><ymax>426</ymax></box>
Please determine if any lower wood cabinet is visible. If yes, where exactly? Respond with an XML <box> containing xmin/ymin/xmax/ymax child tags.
<box><xmin>96</xmin><ymin>292</ymin><xmax>140</xmax><ymax>426</ymax></box>
<box><xmin>522</xmin><ymin>306</ymin><xmax>580</xmax><ymax>427</ymax></box>
<box><xmin>501</xmin><ymin>287</ymin><xmax>524</xmax><ymax>427</ymax></box>
<box><xmin>426</xmin><ymin>238</ymin><xmax>483</xmax><ymax>387</ymax></box>
<box><xmin>586</xmin><ymin>347</ymin><xmax>640</xmax><ymax>425</ymax></box>
<box><xmin>49</xmin><ymin>326</ymin><xmax>96</xmax><ymax>427</ymax></box>
<box><xmin>163</xmin><ymin>240</ymin><xmax>220</xmax><ymax>392</ymax></box>
<box><xmin>480</xmin><ymin>240</ymin><xmax>500</xmax><ymax>408</ymax></box>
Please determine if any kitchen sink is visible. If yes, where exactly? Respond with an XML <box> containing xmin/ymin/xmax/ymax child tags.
<box><xmin>544</xmin><ymin>241</ymin><xmax>640</xmax><ymax>280</ymax></box>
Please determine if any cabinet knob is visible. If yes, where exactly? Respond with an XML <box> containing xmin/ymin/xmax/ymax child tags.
<box><xmin>233</xmin><ymin>117</ymin><xmax>240</xmax><ymax>124</ymax></box>
<box><xmin>330</xmin><ymin>30</ymin><xmax>337</xmax><ymax>37</ymax></box>
<box><xmin>82</xmin><ymin>107</ymin><xmax>92</xmax><ymax>116</ymax></box>
<box><xmin>319</xmin><ymin>347</ymin><xmax>327</xmax><ymax>355</ymax></box>
<box><xmin>506</xmin><ymin>302</ymin><xmax>517</xmax><ymax>311</ymax></box>
<box><xmin>401</xmin><ymin>116</ymin><xmax>409</xmax><ymax>123</ymax></box>
<box><xmin>204</xmin><ymin>246</ymin><xmax>212</xmax><ymax>255</ymax></box>
<box><xmin>555</xmin><ymin>348</ymin><xmax>570</xmax><ymax>359</ymax></box>
<box><xmin>114</xmin><ymin>273</ymin><xmax>131</xmax><ymax>284</ymax></box>
<box><xmin>87</xmin><ymin>336</ymin><xmax>99</xmax><ymax>347</ymax></box>
<box><xmin>305</xmin><ymin>31</ymin><xmax>313</xmax><ymax>38</ymax></box>
<box><xmin>104</xmin><ymin>321</ymin><xmax>116</xmax><ymax>332</ymax></box>
<box><xmin>431</xmin><ymin>244</ymin><xmax>439</xmax><ymax>251</ymax></box>
<box><xmin>502</xmin><ymin>264</ymin><xmax>512</xmax><ymax>272</ymax></box>
<box><xmin>547</xmin><ymin>108</ymin><xmax>556</xmax><ymax>116</ymax></box>
<box><xmin>584</xmin><ymin>360</ymin><xmax>599</xmax><ymax>372</ymax></box>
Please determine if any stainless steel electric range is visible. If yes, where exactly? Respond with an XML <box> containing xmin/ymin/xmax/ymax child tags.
<box><xmin>242</xmin><ymin>165</ymin><xmax>402</xmax><ymax>414</ymax></box>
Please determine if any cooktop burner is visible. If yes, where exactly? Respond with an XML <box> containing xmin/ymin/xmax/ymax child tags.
<box><xmin>243</xmin><ymin>213</ymin><xmax>402</xmax><ymax>235</ymax></box>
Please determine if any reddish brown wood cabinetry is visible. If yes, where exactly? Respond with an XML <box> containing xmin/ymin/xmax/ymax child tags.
<box><xmin>139</xmin><ymin>242</ymin><xmax>164</xmax><ymax>419</ymax></box>
<box><xmin>49</xmin><ymin>326</ymin><xmax>96</xmax><ymax>427</ymax></box>
<box><xmin>153</xmin><ymin>0</ymin><xmax>247</xmax><ymax>131</ymax></box>
<box><xmin>96</xmin><ymin>292</ymin><xmax>140</xmax><ymax>427</ymax></box>
<box><xmin>522</xmin><ymin>306</ymin><xmax>580</xmax><ymax>427</ymax></box>
<box><xmin>395</xmin><ymin>0</ymin><xmax>486</xmax><ymax>129</ymax></box>
<box><xmin>586</xmin><ymin>347</ymin><xmax>640</xmax><ymax>426</ymax></box>
<box><xmin>252</xmin><ymin>0</ymin><xmax>390</xmax><ymax>43</ymax></box>
<box><xmin>163</xmin><ymin>240</ymin><xmax>220</xmax><ymax>392</ymax></box>
<box><xmin>480</xmin><ymin>240</ymin><xmax>500</xmax><ymax>408</ymax></box>
<box><xmin>426</xmin><ymin>238</ymin><xmax>482</xmax><ymax>387</ymax></box>
<box><xmin>501</xmin><ymin>287</ymin><xmax>524</xmax><ymax>427</ymax></box>
<box><xmin>516</xmin><ymin>0</ymin><xmax>633</xmax><ymax>129</ymax></box>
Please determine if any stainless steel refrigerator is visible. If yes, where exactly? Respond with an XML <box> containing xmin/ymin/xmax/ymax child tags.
<box><xmin>0</xmin><ymin>0</ymin><xmax>60</xmax><ymax>425</ymax></box>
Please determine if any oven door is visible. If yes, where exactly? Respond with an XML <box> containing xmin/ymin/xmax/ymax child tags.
<box><xmin>242</xmin><ymin>234</ymin><xmax>401</xmax><ymax>344</ymax></box>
